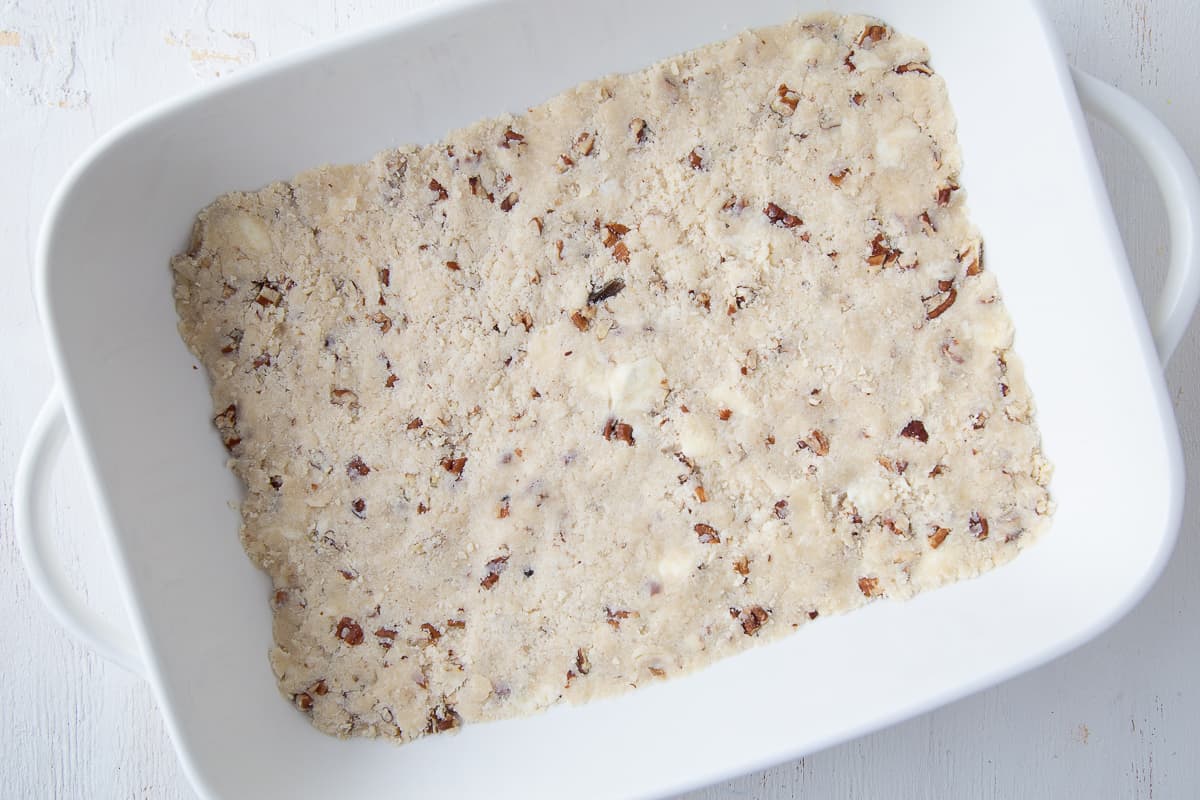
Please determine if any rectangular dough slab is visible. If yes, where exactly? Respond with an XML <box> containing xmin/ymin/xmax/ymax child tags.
<box><xmin>172</xmin><ymin>12</ymin><xmax>1052</xmax><ymax>743</ymax></box>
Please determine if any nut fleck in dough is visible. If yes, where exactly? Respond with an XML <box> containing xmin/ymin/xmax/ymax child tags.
<box><xmin>172</xmin><ymin>13</ymin><xmax>1052</xmax><ymax>743</ymax></box>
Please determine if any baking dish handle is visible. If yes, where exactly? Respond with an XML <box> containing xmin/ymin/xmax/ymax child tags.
<box><xmin>1072</xmin><ymin>66</ymin><xmax>1200</xmax><ymax>365</ymax></box>
<box><xmin>14</xmin><ymin>388</ymin><xmax>145</xmax><ymax>676</ymax></box>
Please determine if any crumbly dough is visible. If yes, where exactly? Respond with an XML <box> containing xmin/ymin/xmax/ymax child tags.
<box><xmin>172</xmin><ymin>13</ymin><xmax>1052</xmax><ymax>743</ymax></box>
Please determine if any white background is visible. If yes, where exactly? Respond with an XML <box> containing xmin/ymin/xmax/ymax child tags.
<box><xmin>2</xmin><ymin>0</ymin><xmax>1197</xmax><ymax>797</ymax></box>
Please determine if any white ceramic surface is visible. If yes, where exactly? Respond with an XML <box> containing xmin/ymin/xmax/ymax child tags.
<box><xmin>14</xmin><ymin>0</ymin><xmax>1200</xmax><ymax>798</ymax></box>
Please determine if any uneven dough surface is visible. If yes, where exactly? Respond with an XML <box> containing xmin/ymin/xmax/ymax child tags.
<box><xmin>173</xmin><ymin>13</ymin><xmax>1052</xmax><ymax>743</ymax></box>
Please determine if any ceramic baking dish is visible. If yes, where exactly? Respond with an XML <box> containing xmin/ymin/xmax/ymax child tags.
<box><xmin>15</xmin><ymin>0</ymin><xmax>1200</xmax><ymax>797</ymax></box>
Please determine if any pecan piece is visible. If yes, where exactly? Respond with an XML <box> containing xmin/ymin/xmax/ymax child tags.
<box><xmin>602</xmin><ymin>223</ymin><xmax>630</xmax><ymax>247</ymax></box>
<box><xmin>346</xmin><ymin>456</ymin><xmax>370</xmax><ymax>477</ymax></box>
<box><xmin>928</xmin><ymin>527</ymin><xmax>950</xmax><ymax>549</ymax></box>
<box><xmin>441</xmin><ymin>456</ymin><xmax>468</xmax><ymax>478</ymax></box>
<box><xmin>605</xmin><ymin>607</ymin><xmax>634</xmax><ymax>629</ymax></box>
<box><xmin>420</xmin><ymin>622</ymin><xmax>442</xmax><ymax>645</ymax></box>
<box><xmin>602</xmin><ymin>418</ymin><xmax>635</xmax><ymax>446</ymax></box>
<box><xmin>213</xmin><ymin>404</ymin><xmax>240</xmax><ymax>451</ymax></box>
<box><xmin>857</xmin><ymin>577</ymin><xmax>881</xmax><ymax>597</ymax></box>
<box><xmin>612</xmin><ymin>241</ymin><xmax>631</xmax><ymax>264</ymax></box>
<box><xmin>867</xmin><ymin>233</ymin><xmax>900</xmax><ymax>267</ymax></box>
<box><xmin>694</xmin><ymin>523</ymin><xmax>721</xmax><ymax>544</ymax></box>
<box><xmin>687</xmin><ymin>149</ymin><xmax>704</xmax><ymax>170</ymax></box>
<box><xmin>428</xmin><ymin>178</ymin><xmax>448</xmax><ymax>201</ymax></box>
<box><xmin>480</xmin><ymin>555</ymin><xmax>509</xmax><ymax>590</ymax></box>
<box><xmin>895</xmin><ymin>62</ymin><xmax>934</xmax><ymax>75</ymax></box>
<box><xmin>969</xmin><ymin>512</ymin><xmax>990</xmax><ymax>540</ymax></box>
<box><xmin>588</xmin><ymin>278</ymin><xmax>626</xmax><ymax>304</ymax></box>
<box><xmin>764</xmin><ymin>202</ymin><xmax>803</xmax><ymax>228</ymax></box>
<box><xmin>732</xmin><ymin>555</ymin><xmax>751</xmax><ymax>576</ymax></box>
<box><xmin>426</xmin><ymin>704</ymin><xmax>461</xmax><ymax>733</ymax></box>
<box><xmin>857</xmin><ymin>24</ymin><xmax>889</xmax><ymax>46</ymax></box>
<box><xmin>500</xmin><ymin>127</ymin><xmax>525</xmax><ymax>148</ymax></box>
<box><xmin>351</xmin><ymin>498</ymin><xmax>366</xmax><ymax>518</ymax></box>
<box><xmin>772</xmin><ymin>83</ymin><xmax>801</xmax><ymax>116</ymax></box>
<box><xmin>926</xmin><ymin>287</ymin><xmax>958</xmax><ymax>320</ymax></box>
<box><xmin>570</xmin><ymin>310</ymin><xmax>591</xmax><ymax>331</ymax></box>
<box><xmin>630</xmin><ymin>118</ymin><xmax>650</xmax><ymax>144</ymax></box>
<box><xmin>499</xmin><ymin>192</ymin><xmax>519</xmax><ymax>212</ymax></box>
<box><xmin>829</xmin><ymin>168</ymin><xmax>849</xmax><ymax>186</ymax></box>
<box><xmin>900</xmin><ymin>420</ymin><xmax>929</xmax><ymax>443</ymax></box>
<box><xmin>369</xmin><ymin>311</ymin><xmax>393</xmax><ymax>333</ymax></box>
<box><xmin>335</xmin><ymin>617</ymin><xmax>364</xmax><ymax>645</ymax></box>
<box><xmin>294</xmin><ymin>693</ymin><xmax>314</xmax><ymax>711</ymax></box>
<box><xmin>800</xmin><ymin>429</ymin><xmax>830</xmax><ymax>456</ymax></box>
<box><xmin>731</xmin><ymin>605</ymin><xmax>769</xmax><ymax>635</ymax></box>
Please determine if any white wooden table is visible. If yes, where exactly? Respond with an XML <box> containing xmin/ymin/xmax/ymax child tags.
<box><xmin>2</xmin><ymin>1</ymin><xmax>1197</xmax><ymax>797</ymax></box>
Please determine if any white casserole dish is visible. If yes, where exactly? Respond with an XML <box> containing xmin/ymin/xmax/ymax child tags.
<box><xmin>15</xmin><ymin>0</ymin><xmax>1200</xmax><ymax>797</ymax></box>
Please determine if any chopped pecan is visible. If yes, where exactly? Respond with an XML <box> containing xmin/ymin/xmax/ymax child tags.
<box><xmin>857</xmin><ymin>24</ymin><xmax>889</xmax><ymax>46</ymax></box>
<box><xmin>406</xmin><ymin>417</ymin><xmax>423</xmax><ymax>430</ymax></box>
<box><xmin>969</xmin><ymin>512</ymin><xmax>990</xmax><ymax>540</ymax></box>
<box><xmin>573</xmin><ymin>131</ymin><xmax>595</xmax><ymax>156</ymax></box>
<box><xmin>731</xmin><ymin>605</ymin><xmax>769</xmax><ymax>635</ymax></box>
<box><xmin>428</xmin><ymin>178</ymin><xmax>448</xmax><ymax>201</ymax></box>
<box><xmin>468</xmin><ymin>175</ymin><xmax>494</xmax><ymax>202</ymax></box>
<box><xmin>330</xmin><ymin>388</ymin><xmax>358</xmax><ymax>407</ymax></box>
<box><xmin>694</xmin><ymin>523</ymin><xmax>721</xmax><ymax>544</ymax></box>
<box><xmin>426</xmin><ymin>704</ymin><xmax>461</xmax><ymax>733</ymax></box>
<box><xmin>695</xmin><ymin>485</ymin><xmax>708</xmax><ymax>503</ymax></box>
<box><xmin>867</xmin><ymin>232</ymin><xmax>900</xmax><ymax>267</ymax></box>
<box><xmin>351</xmin><ymin>498</ymin><xmax>366</xmax><ymax>518</ymax></box>
<box><xmin>576</xmin><ymin>647</ymin><xmax>591</xmax><ymax>674</ymax></box>
<box><xmin>588</xmin><ymin>278</ymin><xmax>626</xmax><ymax>304</ymax></box>
<box><xmin>774</xmin><ymin>499</ymin><xmax>789</xmax><ymax>519</ymax></box>
<box><xmin>254</xmin><ymin>284</ymin><xmax>282</xmax><ymax>307</ymax></box>
<box><xmin>895</xmin><ymin>62</ymin><xmax>934</xmax><ymax>75</ymax></box>
<box><xmin>441</xmin><ymin>456</ymin><xmax>467</xmax><ymax>478</ymax></box>
<box><xmin>688</xmin><ymin>149</ymin><xmax>704</xmax><ymax>170</ymax></box>
<box><xmin>499</xmin><ymin>192</ymin><xmax>519</xmax><ymax>212</ymax></box>
<box><xmin>311</xmin><ymin>679</ymin><xmax>328</xmax><ymax>696</ymax></box>
<box><xmin>213</xmin><ymin>404</ymin><xmax>240</xmax><ymax>451</ymax></box>
<box><xmin>773</xmin><ymin>84</ymin><xmax>801</xmax><ymax>116</ymax></box>
<box><xmin>900</xmin><ymin>420</ymin><xmax>929</xmax><ymax>443</ymax></box>
<box><xmin>630</xmin><ymin>118</ymin><xmax>650</xmax><ymax>144</ymax></box>
<box><xmin>936</xmin><ymin>181</ymin><xmax>959</xmax><ymax>206</ymax></box>
<box><xmin>500</xmin><ymin>127</ymin><xmax>525</xmax><ymax>147</ymax></box>
<box><xmin>928</xmin><ymin>527</ymin><xmax>950</xmax><ymax>549</ymax></box>
<box><xmin>445</xmin><ymin>260</ymin><xmax>460</xmax><ymax>271</ymax></box>
<box><xmin>602</xmin><ymin>418</ymin><xmax>636</xmax><ymax>446</ymax></box>
<box><xmin>602</xmin><ymin>223</ymin><xmax>630</xmax><ymax>247</ymax></box>
<box><xmin>294</xmin><ymin>692</ymin><xmax>314</xmax><ymax>711</ymax></box>
<box><xmin>611</xmin><ymin>241</ymin><xmax>631</xmax><ymax>264</ymax></box>
<box><xmin>926</xmin><ymin>287</ymin><xmax>958</xmax><ymax>320</ymax></box>
<box><xmin>919</xmin><ymin>211</ymin><xmax>936</xmax><ymax>235</ymax></box>
<box><xmin>857</xmin><ymin>577</ymin><xmax>881</xmax><ymax>597</ymax></box>
<box><xmin>970</xmin><ymin>410</ymin><xmax>988</xmax><ymax>430</ymax></box>
<box><xmin>570</xmin><ymin>310</ymin><xmax>591</xmax><ymax>331</ymax></box>
<box><xmin>369</xmin><ymin>311</ymin><xmax>393</xmax><ymax>333</ymax></box>
<box><xmin>732</xmin><ymin>555</ymin><xmax>751</xmax><ymax>576</ymax></box>
<box><xmin>959</xmin><ymin>241</ymin><xmax>984</xmax><ymax>275</ymax></box>
<box><xmin>420</xmin><ymin>622</ymin><xmax>442</xmax><ymax>645</ymax></box>
<box><xmin>764</xmin><ymin>202</ymin><xmax>803</xmax><ymax>228</ymax></box>
<box><xmin>718</xmin><ymin>408</ymin><xmax>733</xmax><ymax>421</ymax></box>
<box><xmin>829</xmin><ymin>168</ymin><xmax>849</xmax><ymax>186</ymax></box>
<box><xmin>800</xmin><ymin>429</ymin><xmax>830</xmax><ymax>456</ymax></box>
<box><xmin>335</xmin><ymin>617</ymin><xmax>364</xmax><ymax>645</ymax></box>
<box><xmin>346</xmin><ymin>456</ymin><xmax>370</xmax><ymax>477</ymax></box>
<box><xmin>605</xmin><ymin>607</ymin><xmax>634</xmax><ymax>629</ymax></box>
<box><xmin>481</xmin><ymin>555</ymin><xmax>509</xmax><ymax>590</ymax></box>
